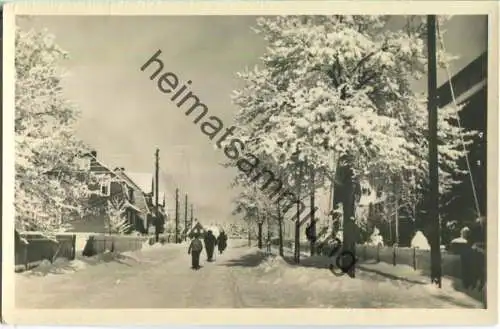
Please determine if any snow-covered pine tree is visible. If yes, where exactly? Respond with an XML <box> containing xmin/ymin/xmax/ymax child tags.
<box><xmin>105</xmin><ymin>195</ymin><xmax>131</xmax><ymax>235</ymax></box>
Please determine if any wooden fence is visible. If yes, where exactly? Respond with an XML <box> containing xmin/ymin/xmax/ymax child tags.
<box><xmin>354</xmin><ymin>244</ymin><xmax>462</xmax><ymax>279</ymax></box>
<box><xmin>15</xmin><ymin>231</ymin><xmax>152</xmax><ymax>271</ymax></box>
<box><xmin>15</xmin><ymin>231</ymin><xmax>76</xmax><ymax>272</ymax></box>
<box><xmin>82</xmin><ymin>234</ymin><xmax>149</xmax><ymax>256</ymax></box>
<box><xmin>271</xmin><ymin>239</ymin><xmax>463</xmax><ymax>280</ymax></box>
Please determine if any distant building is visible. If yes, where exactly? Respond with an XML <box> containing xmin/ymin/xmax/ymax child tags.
<box><xmin>187</xmin><ymin>220</ymin><xmax>206</xmax><ymax>239</ymax></box>
<box><xmin>114</xmin><ymin>169</ymin><xmax>168</xmax><ymax>234</ymax></box>
<box><xmin>437</xmin><ymin>50</ymin><xmax>487</xmax><ymax>224</ymax></box>
<box><xmin>63</xmin><ymin>150</ymin><xmax>144</xmax><ymax>234</ymax></box>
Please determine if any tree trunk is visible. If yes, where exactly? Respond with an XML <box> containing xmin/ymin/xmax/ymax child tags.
<box><xmin>294</xmin><ymin>162</ymin><xmax>304</xmax><ymax>264</ymax></box>
<box><xmin>278</xmin><ymin>205</ymin><xmax>284</xmax><ymax>257</ymax></box>
<box><xmin>342</xmin><ymin>167</ymin><xmax>356</xmax><ymax>278</ymax></box>
<box><xmin>247</xmin><ymin>220</ymin><xmax>252</xmax><ymax>247</ymax></box>
<box><xmin>310</xmin><ymin>166</ymin><xmax>316</xmax><ymax>256</ymax></box>
<box><xmin>258</xmin><ymin>222</ymin><xmax>263</xmax><ymax>249</ymax></box>
<box><xmin>334</xmin><ymin>156</ymin><xmax>357</xmax><ymax>278</ymax></box>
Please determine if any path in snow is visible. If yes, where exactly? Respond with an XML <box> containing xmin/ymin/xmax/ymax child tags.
<box><xmin>15</xmin><ymin>240</ymin><xmax>482</xmax><ymax>308</ymax></box>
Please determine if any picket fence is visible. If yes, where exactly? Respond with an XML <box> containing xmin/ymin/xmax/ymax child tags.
<box><xmin>271</xmin><ymin>238</ymin><xmax>463</xmax><ymax>279</ymax></box>
<box><xmin>354</xmin><ymin>244</ymin><xmax>462</xmax><ymax>279</ymax></box>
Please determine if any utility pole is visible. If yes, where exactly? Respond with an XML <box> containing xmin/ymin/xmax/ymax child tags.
<box><xmin>427</xmin><ymin>15</ymin><xmax>442</xmax><ymax>288</ymax></box>
<box><xmin>184</xmin><ymin>193</ymin><xmax>188</xmax><ymax>241</ymax></box>
<box><xmin>190</xmin><ymin>204</ymin><xmax>194</xmax><ymax>227</ymax></box>
<box><xmin>154</xmin><ymin>148</ymin><xmax>160</xmax><ymax>243</ymax></box>
<box><xmin>175</xmin><ymin>188</ymin><xmax>179</xmax><ymax>244</ymax></box>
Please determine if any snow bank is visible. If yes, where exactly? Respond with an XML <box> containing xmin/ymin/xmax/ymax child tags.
<box><xmin>257</xmin><ymin>254</ymin><xmax>290</xmax><ymax>273</ymax></box>
<box><xmin>24</xmin><ymin>250</ymin><xmax>149</xmax><ymax>277</ymax></box>
<box><xmin>252</xmin><ymin>248</ymin><xmax>482</xmax><ymax>308</ymax></box>
<box><xmin>23</xmin><ymin>255</ymin><xmax>97</xmax><ymax>277</ymax></box>
<box><xmin>141</xmin><ymin>240</ymin><xmax>165</xmax><ymax>250</ymax></box>
<box><xmin>20</xmin><ymin>241</ymin><xmax>184</xmax><ymax>277</ymax></box>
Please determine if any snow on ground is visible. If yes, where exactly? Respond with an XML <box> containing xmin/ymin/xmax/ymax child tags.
<box><xmin>227</xmin><ymin>246</ymin><xmax>484</xmax><ymax>308</ymax></box>
<box><xmin>19</xmin><ymin>241</ymin><xmax>187</xmax><ymax>278</ymax></box>
<box><xmin>16</xmin><ymin>240</ymin><xmax>483</xmax><ymax>309</ymax></box>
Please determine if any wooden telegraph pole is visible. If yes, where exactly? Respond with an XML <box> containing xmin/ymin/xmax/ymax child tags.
<box><xmin>427</xmin><ymin>15</ymin><xmax>442</xmax><ymax>288</ymax></box>
<box><xmin>175</xmin><ymin>188</ymin><xmax>179</xmax><ymax>243</ymax></box>
<box><xmin>190</xmin><ymin>204</ymin><xmax>194</xmax><ymax>227</ymax></box>
<box><xmin>184</xmin><ymin>193</ymin><xmax>188</xmax><ymax>241</ymax></box>
<box><xmin>154</xmin><ymin>148</ymin><xmax>160</xmax><ymax>243</ymax></box>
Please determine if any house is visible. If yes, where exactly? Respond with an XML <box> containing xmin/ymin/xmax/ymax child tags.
<box><xmin>64</xmin><ymin>150</ymin><xmax>144</xmax><ymax>234</ymax></box>
<box><xmin>114</xmin><ymin>168</ymin><xmax>168</xmax><ymax>235</ymax></box>
<box><xmin>436</xmin><ymin>50</ymin><xmax>487</xmax><ymax>223</ymax></box>
<box><xmin>187</xmin><ymin>220</ymin><xmax>206</xmax><ymax>239</ymax></box>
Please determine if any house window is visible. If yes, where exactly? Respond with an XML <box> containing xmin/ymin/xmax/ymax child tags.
<box><xmin>75</xmin><ymin>157</ymin><xmax>91</xmax><ymax>171</ymax></box>
<box><xmin>128</xmin><ymin>188</ymin><xmax>134</xmax><ymax>203</ymax></box>
<box><xmin>98</xmin><ymin>175</ymin><xmax>111</xmax><ymax>197</ymax></box>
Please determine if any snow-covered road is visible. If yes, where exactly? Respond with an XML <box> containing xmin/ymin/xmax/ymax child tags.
<box><xmin>15</xmin><ymin>240</ymin><xmax>483</xmax><ymax>308</ymax></box>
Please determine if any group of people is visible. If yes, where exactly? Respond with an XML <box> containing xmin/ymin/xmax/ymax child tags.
<box><xmin>187</xmin><ymin>229</ymin><xmax>228</xmax><ymax>270</ymax></box>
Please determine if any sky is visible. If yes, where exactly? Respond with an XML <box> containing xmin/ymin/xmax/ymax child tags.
<box><xmin>17</xmin><ymin>15</ymin><xmax>487</xmax><ymax>224</ymax></box>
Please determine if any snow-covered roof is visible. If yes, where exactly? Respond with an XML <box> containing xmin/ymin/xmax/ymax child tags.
<box><xmin>125</xmin><ymin>171</ymin><xmax>167</xmax><ymax>205</ymax></box>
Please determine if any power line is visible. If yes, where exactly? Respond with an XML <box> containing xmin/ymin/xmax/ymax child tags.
<box><xmin>436</xmin><ymin>21</ymin><xmax>482</xmax><ymax>218</ymax></box>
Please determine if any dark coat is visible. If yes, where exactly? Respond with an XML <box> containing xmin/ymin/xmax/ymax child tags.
<box><xmin>204</xmin><ymin>232</ymin><xmax>217</xmax><ymax>251</ymax></box>
<box><xmin>217</xmin><ymin>232</ymin><xmax>228</xmax><ymax>251</ymax></box>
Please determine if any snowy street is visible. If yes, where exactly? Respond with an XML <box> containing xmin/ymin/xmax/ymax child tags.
<box><xmin>16</xmin><ymin>240</ymin><xmax>482</xmax><ymax>309</ymax></box>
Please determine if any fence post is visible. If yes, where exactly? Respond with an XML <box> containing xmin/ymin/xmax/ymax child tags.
<box><xmin>392</xmin><ymin>245</ymin><xmax>396</xmax><ymax>266</ymax></box>
<box><xmin>412</xmin><ymin>247</ymin><xmax>417</xmax><ymax>270</ymax></box>
<box><xmin>23</xmin><ymin>244</ymin><xmax>29</xmax><ymax>271</ymax></box>
<box><xmin>363</xmin><ymin>245</ymin><xmax>367</xmax><ymax>260</ymax></box>
<box><xmin>376</xmin><ymin>244</ymin><xmax>380</xmax><ymax>263</ymax></box>
<box><xmin>71</xmin><ymin>235</ymin><xmax>76</xmax><ymax>260</ymax></box>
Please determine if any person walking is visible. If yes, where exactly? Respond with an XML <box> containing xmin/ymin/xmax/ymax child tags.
<box><xmin>469</xmin><ymin>216</ymin><xmax>486</xmax><ymax>293</ymax></box>
<box><xmin>204</xmin><ymin>230</ymin><xmax>217</xmax><ymax>262</ymax></box>
<box><xmin>188</xmin><ymin>233</ymin><xmax>203</xmax><ymax>270</ymax></box>
<box><xmin>450</xmin><ymin>226</ymin><xmax>473</xmax><ymax>289</ymax></box>
<box><xmin>217</xmin><ymin>229</ymin><xmax>228</xmax><ymax>255</ymax></box>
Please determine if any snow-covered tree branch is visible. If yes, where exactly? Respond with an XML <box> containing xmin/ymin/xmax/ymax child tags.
<box><xmin>231</xmin><ymin>15</ymin><xmax>477</xmax><ymax>235</ymax></box>
<box><xmin>15</xmin><ymin>27</ymin><xmax>99</xmax><ymax>233</ymax></box>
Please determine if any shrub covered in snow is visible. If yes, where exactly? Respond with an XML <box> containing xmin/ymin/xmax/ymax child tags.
<box><xmin>411</xmin><ymin>230</ymin><xmax>430</xmax><ymax>250</ymax></box>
